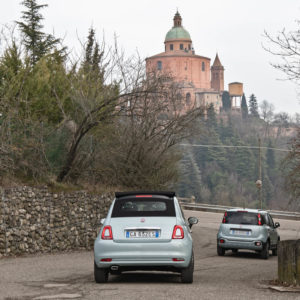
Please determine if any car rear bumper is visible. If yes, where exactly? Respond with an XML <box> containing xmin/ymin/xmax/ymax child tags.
<box><xmin>94</xmin><ymin>239</ymin><xmax>192</xmax><ymax>269</ymax></box>
<box><xmin>217</xmin><ymin>237</ymin><xmax>263</xmax><ymax>250</ymax></box>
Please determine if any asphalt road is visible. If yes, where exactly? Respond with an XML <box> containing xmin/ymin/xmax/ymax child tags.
<box><xmin>1</xmin><ymin>211</ymin><xmax>300</xmax><ymax>300</ymax></box>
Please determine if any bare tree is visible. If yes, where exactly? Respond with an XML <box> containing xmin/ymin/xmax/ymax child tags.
<box><xmin>73</xmin><ymin>72</ymin><xmax>205</xmax><ymax>188</ymax></box>
<box><xmin>55</xmin><ymin>33</ymin><xmax>205</xmax><ymax>183</ymax></box>
<box><xmin>264</xmin><ymin>24</ymin><xmax>300</xmax><ymax>200</ymax></box>
<box><xmin>259</xmin><ymin>100</ymin><xmax>275</xmax><ymax>137</ymax></box>
<box><xmin>273</xmin><ymin>112</ymin><xmax>290</xmax><ymax>141</ymax></box>
<box><xmin>264</xmin><ymin>25</ymin><xmax>300</xmax><ymax>84</ymax></box>
<box><xmin>282</xmin><ymin>127</ymin><xmax>300</xmax><ymax>200</ymax></box>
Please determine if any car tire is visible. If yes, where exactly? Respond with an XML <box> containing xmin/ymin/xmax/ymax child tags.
<box><xmin>261</xmin><ymin>241</ymin><xmax>269</xmax><ymax>259</ymax></box>
<box><xmin>217</xmin><ymin>245</ymin><xmax>225</xmax><ymax>256</ymax></box>
<box><xmin>232</xmin><ymin>249</ymin><xmax>238</xmax><ymax>254</ymax></box>
<box><xmin>181</xmin><ymin>252</ymin><xmax>194</xmax><ymax>283</ymax></box>
<box><xmin>94</xmin><ymin>262</ymin><xmax>109</xmax><ymax>283</ymax></box>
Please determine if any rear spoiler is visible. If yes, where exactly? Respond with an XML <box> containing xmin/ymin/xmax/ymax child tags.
<box><xmin>115</xmin><ymin>191</ymin><xmax>176</xmax><ymax>198</ymax></box>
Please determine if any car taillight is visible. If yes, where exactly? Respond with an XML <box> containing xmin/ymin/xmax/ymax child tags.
<box><xmin>101</xmin><ymin>258</ymin><xmax>112</xmax><ymax>262</ymax></box>
<box><xmin>222</xmin><ymin>212</ymin><xmax>227</xmax><ymax>223</ymax></box>
<box><xmin>101</xmin><ymin>225</ymin><xmax>113</xmax><ymax>240</ymax></box>
<box><xmin>172</xmin><ymin>225</ymin><xmax>184</xmax><ymax>239</ymax></box>
<box><xmin>257</xmin><ymin>213</ymin><xmax>262</xmax><ymax>226</ymax></box>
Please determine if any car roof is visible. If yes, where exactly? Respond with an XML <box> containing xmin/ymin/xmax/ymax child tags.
<box><xmin>226</xmin><ymin>208</ymin><xmax>268</xmax><ymax>214</ymax></box>
<box><xmin>115</xmin><ymin>191</ymin><xmax>176</xmax><ymax>198</ymax></box>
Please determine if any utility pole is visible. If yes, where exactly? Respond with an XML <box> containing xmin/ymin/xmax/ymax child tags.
<box><xmin>256</xmin><ymin>137</ymin><xmax>263</xmax><ymax>209</ymax></box>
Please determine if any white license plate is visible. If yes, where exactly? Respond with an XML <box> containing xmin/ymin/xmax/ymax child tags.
<box><xmin>230</xmin><ymin>230</ymin><xmax>251</xmax><ymax>236</ymax></box>
<box><xmin>126</xmin><ymin>230</ymin><xmax>159</xmax><ymax>238</ymax></box>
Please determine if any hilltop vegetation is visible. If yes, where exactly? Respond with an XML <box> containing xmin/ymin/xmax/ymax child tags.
<box><xmin>175</xmin><ymin>105</ymin><xmax>299</xmax><ymax>210</ymax></box>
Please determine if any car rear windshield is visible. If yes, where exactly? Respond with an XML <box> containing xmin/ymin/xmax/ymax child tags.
<box><xmin>111</xmin><ymin>198</ymin><xmax>176</xmax><ymax>217</ymax></box>
<box><xmin>223</xmin><ymin>211</ymin><xmax>259</xmax><ymax>225</ymax></box>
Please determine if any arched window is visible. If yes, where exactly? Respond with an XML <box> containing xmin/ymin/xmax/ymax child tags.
<box><xmin>186</xmin><ymin>93</ymin><xmax>191</xmax><ymax>105</ymax></box>
<box><xmin>202</xmin><ymin>62</ymin><xmax>205</xmax><ymax>71</ymax></box>
<box><xmin>176</xmin><ymin>93</ymin><xmax>182</xmax><ymax>101</ymax></box>
<box><xmin>170</xmin><ymin>44</ymin><xmax>173</xmax><ymax>51</ymax></box>
<box><xmin>180</xmin><ymin>44</ymin><xmax>184</xmax><ymax>50</ymax></box>
<box><xmin>157</xmin><ymin>61</ymin><xmax>162</xmax><ymax>70</ymax></box>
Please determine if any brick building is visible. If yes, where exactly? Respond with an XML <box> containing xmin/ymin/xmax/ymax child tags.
<box><xmin>146</xmin><ymin>11</ymin><xmax>241</xmax><ymax>113</ymax></box>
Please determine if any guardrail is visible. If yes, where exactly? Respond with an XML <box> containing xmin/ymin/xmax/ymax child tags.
<box><xmin>179</xmin><ymin>202</ymin><xmax>300</xmax><ymax>221</ymax></box>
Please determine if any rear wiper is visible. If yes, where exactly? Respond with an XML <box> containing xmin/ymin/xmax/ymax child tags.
<box><xmin>240</xmin><ymin>222</ymin><xmax>254</xmax><ymax>225</ymax></box>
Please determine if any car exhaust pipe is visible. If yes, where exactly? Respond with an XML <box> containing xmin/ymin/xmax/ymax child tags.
<box><xmin>111</xmin><ymin>265</ymin><xmax>119</xmax><ymax>271</ymax></box>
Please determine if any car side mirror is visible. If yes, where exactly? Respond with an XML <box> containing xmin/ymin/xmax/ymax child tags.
<box><xmin>274</xmin><ymin>222</ymin><xmax>280</xmax><ymax>228</ymax></box>
<box><xmin>188</xmin><ymin>217</ymin><xmax>198</xmax><ymax>228</ymax></box>
<box><xmin>100</xmin><ymin>218</ymin><xmax>106</xmax><ymax>225</ymax></box>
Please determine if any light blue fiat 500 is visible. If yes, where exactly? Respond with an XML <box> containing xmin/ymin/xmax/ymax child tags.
<box><xmin>94</xmin><ymin>191</ymin><xmax>198</xmax><ymax>283</ymax></box>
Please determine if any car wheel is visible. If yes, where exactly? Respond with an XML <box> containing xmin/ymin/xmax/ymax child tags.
<box><xmin>272</xmin><ymin>246</ymin><xmax>278</xmax><ymax>256</ymax></box>
<box><xmin>217</xmin><ymin>245</ymin><xmax>225</xmax><ymax>256</ymax></box>
<box><xmin>232</xmin><ymin>249</ymin><xmax>238</xmax><ymax>254</ymax></box>
<box><xmin>261</xmin><ymin>241</ymin><xmax>269</xmax><ymax>259</ymax></box>
<box><xmin>94</xmin><ymin>262</ymin><xmax>109</xmax><ymax>283</ymax></box>
<box><xmin>181</xmin><ymin>252</ymin><xmax>194</xmax><ymax>283</ymax></box>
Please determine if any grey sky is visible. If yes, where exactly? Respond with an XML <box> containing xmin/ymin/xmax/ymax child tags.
<box><xmin>1</xmin><ymin>0</ymin><xmax>300</xmax><ymax>115</ymax></box>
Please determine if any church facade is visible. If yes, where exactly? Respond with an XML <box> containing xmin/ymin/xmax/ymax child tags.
<box><xmin>146</xmin><ymin>12</ymin><xmax>242</xmax><ymax>113</ymax></box>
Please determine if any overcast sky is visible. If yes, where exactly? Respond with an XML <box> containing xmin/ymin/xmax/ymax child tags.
<box><xmin>2</xmin><ymin>0</ymin><xmax>300</xmax><ymax>115</ymax></box>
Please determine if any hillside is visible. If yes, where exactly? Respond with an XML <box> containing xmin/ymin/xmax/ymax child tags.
<box><xmin>174</xmin><ymin>109</ymin><xmax>298</xmax><ymax>211</ymax></box>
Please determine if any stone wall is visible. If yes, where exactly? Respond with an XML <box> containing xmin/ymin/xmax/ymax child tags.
<box><xmin>0</xmin><ymin>186</ymin><xmax>113</xmax><ymax>257</ymax></box>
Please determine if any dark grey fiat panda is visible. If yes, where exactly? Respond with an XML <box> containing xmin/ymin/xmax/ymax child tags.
<box><xmin>217</xmin><ymin>209</ymin><xmax>280</xmax><ymax>259</ymax></box>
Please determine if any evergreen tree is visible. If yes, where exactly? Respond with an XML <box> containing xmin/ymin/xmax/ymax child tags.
<box><xmin>16</xmin><ymin>0</ymin><xmax>61</xmax><ymax>65</ymax></box>
<box><xmin>221</xmin><ymin>91</ymin><xmax>231</xmax><ymax>111</ymax></box>
<box><xmin>282</xmin><ymin>127</ymin><xmax>300</xmax><ymax>199</ymax></box>
<box><xmin>262</xmin><ymin>175</ymin><xmax>273</xmax><ymax>207</ymax></box>
<box><xmin>241</xmin><ymin>93</ymin><xmax>248</xmax><ymax>119</ymax></box>
<box><xmin>266</xmin><ymin>140</ymin><xmax>276</xmax><ymax>181</ymax></box>
<box><xmin>206</xmin><ymin>103</ymin><xmax>217</xmax><ymax>129</ymax></box>
<box><xmin>0</xmin><ymin>42</ymin><xmax>23</xmax><ymax>100</ymax></box>
<box><xmin>248</xmin><ymin>94</ymin><xmax>259</xmax><ymax>118</ymax></box>
<box><xmin>83</xmin><ymin>28</ymin><xmax>95</xmax><ymax>66</ymax></box>
<box><xmin>219</xmin><ymin>114</ymin><xmax>234</xmax><ymax>143</ymax></box>
<box><xmin>234</xmin><ymin>141</ymin><xmax>255</xmax><ymax>179</ymax></box>
<box><xmin>82</xmin><ymin>27</ymin><xmax>104</xmax><ymax>79</ymax></box>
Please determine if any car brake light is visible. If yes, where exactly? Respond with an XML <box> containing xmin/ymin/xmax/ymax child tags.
<box><xmin>172</xmin><ymin>225</ymin><xmax>184</xmax><ymax>239</ymax></box>
<box><xmin>257</xmin><ymin>213</ymin><xmax>262</xmax><ymax>226</ymax></box>
<box><xmin>220</xmin><ymin>239</ymin><xmax>225</xmax><ymax>243</ymax></box>
<box><xmin>101</xmin><ymin>258</ymin><xmax>112</xmax><ymax>262</ymax></box>
<box><xmin>101</xmin><ymin>225</ymin><xmax>113</xmax><ymax>240</ymax></box>
<box><xmin>222</xmin><ymin>212</ymin><xmax>227</xmax><ymax>223</ymax></box>
<box><xmin>136</xmin><ymin>195</ymin><xmax>152</xmax><ymax>197</ymax></box>
<box><xmin>172</xmin><ymin>258</ymin><xmax>185</xmax><ymax>261</ymax></box>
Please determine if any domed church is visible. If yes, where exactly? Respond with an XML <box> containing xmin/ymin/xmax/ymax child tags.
<box><xmin>146</xmin><ymin>11</ymin><xmax>241</xmax><ymax>113</ymax></box>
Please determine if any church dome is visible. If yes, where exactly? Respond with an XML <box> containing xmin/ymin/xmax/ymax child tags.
<box><xmin>165</xmin><ymin>11</ymin><xmax>192</xmax><ymax>42</ymax></box>
<box><xmin>165</xmin><ymin>27</ymin><xmax>191</xmax><ymax>41</ymax></box>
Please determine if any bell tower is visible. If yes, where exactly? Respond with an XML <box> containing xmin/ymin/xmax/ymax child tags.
<box><xmin>173</xmin><ymin>11</ymin><xmax>182</xmax><ymax>27</ymax></box>
<box><xmin>211</xmin><ymin>53</ymin><xmax>224</xmax><ymax>91</ymax></box>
